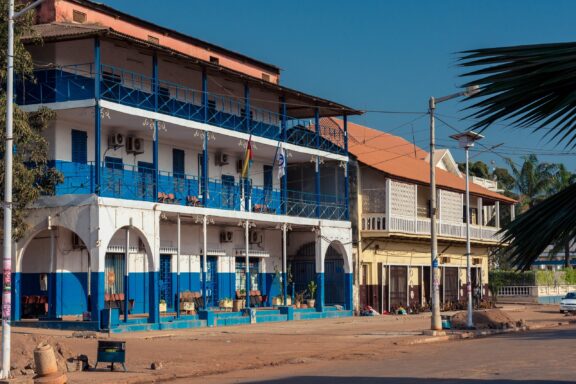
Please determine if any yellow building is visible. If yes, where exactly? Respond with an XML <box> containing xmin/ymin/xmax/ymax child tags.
<box><xmin>338</xmin><ymin>119</ymin><xmax>516</xmax><ymax>313</ymax></box>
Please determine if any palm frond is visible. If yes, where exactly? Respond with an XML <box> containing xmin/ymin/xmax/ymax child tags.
<box><xmin>500</xmin><ymin>183</ymin><xmax>576</xmax><ymax>270</ymax></box>
<box><xmin>460</xmin><ymin>42</ymin><xmax>576</xmax><ymax>148</ymax></box>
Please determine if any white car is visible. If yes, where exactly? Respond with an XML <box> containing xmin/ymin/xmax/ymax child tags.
<box><xmin>560</xmin><ymin>292</ymin><xmax>576</xmax><ymax>313</ymax></box>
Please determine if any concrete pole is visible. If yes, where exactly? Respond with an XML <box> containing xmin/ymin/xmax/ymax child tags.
<box><xmin>465</xmin><ymin>146</ymin><xmax>474</xmax><ymax>329</ymax></box>
<box><xmin>202</xmin><ymin>215</ymin><xmax>208</xmax><ymax>309</ymax></box>
<box><xmin>124</xmin><ymin>228</ymin><xmax>129</xmax><ymax>322</ymax></box>
<box><xmin>176</xmin><ymin>214</ymin><xmax>180</xmax><ymax>318</ymax></box>
<box><xmin>429</xmin><ymin>97</ymin><xmax>442</xmax><ymax>330</ymax></box>
<box><xmin>282</xmin><ymin>223</ymin><xmax>287</xmax><ymax>305</ymax></box>
<box><xmin>245</xmin><ymin>220</ymin><xmax>250</xmax><ymax>308</ymax></box>
<box><xmin>1</xmin><ymin>0</ymin><xmax>15</xmax><ymax>377</ymax></box>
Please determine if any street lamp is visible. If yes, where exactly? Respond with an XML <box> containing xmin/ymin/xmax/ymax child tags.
<box><xmin>2</xmin><ymin>0</ymin><xmax>46</xmax><ymax>379</ymax></box>
<box><xmin>428</xmin><ymin>85</ymin><xmax>479</xmax><ymax>331</ymax></box>
<box><xmin>450</xmin><ymin>130</ymin><xmax>484</xmax><ymax>329</ymax></box>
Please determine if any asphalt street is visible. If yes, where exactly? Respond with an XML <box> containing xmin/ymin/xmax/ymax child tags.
<box><xmin>199</xmin><ymin>325</ymin><xmax>576</xmax><ymax>384</ymax></box>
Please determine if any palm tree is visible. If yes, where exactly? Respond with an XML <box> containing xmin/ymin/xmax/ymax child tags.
<box><xmin>505</xmin><ymin>155</ymin><xmax>556</xmax><ymax>213</ymax></box>
<box><xmin>548</xmin><ymin>164</ymin><xmax>576</xmax><ymax>268</ymax></box>
<box><xmin>460</xmin><ymin>42</ymin><xmax>576</xmax><ymax>270</ymax></box>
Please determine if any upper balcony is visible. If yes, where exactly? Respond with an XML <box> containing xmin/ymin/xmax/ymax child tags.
<box><xmin>16</xmin><ymin>64</ymin><xmax>347</xmax><ymax>156</ymax></box>
<box><xmin>51</xmin><ymin>160</ymin><xmax>348</xmax><ymax>221</ymax></box>
<box><xmin>359</xmin><ymin>179</ymin><xmax>513</xmax><ymax>243</ymax></box>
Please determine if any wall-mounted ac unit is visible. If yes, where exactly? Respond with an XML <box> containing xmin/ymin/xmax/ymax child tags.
<box><xmin>126</xmin><ymin>136</ymin><xmax>145</xmax><ymax>154</ymax></box>
<box><xmin>216</xmin><ymin>152</ymin><xmax>229</xmax><ymax>166</ymax></box>
<box><xmin>440</xmin><ymin>256</ymin><xmax>451</xmax><ymax>264</ymax></box>
<box><xmin>108</xmin><ymin>133</ymin><xmax>124</xmax><ymax>147</ymax></box>
<box><xmin>249</xmin><ymin>231</ymin><xmax>263</xmax><ymax>244</ymax></box>
<box><xmin>236</xmin><ymin>159</ymin><xmax>243</xmax><ymax>173</ymax></box>
<box><xmin>71</xmin><ymin>233</ymin><xmax>85</xmax><ymax>249</ymax></box>
<box><xmin>220</xmin><ymin>231</ymin><xmax>233</xmax><ymax>243</ymax></box>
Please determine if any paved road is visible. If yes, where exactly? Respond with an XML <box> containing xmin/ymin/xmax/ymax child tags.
<box><xmin>198</xmin><ymin>326</ymin><xmax>575</xmax><ymax>384</ymax></box>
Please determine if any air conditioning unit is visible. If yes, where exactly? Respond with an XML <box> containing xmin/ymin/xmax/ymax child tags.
<box><xmin>249</xmin><ymin>231</ymin><xmax>262</xmax><ymax>244</ymax></box>
<box><xmin>71</xmin><ymin>233</ymin><xmax>85</xmax><ymax>249</ymax></box>
<box><xmin>236</xmin><ymin>159</ymin><xmax>243</xmax><ymax>173</ymax></box>
<box><xmin>216</xmin><ymin>152</ymin><xmax>229</xmax><ymax>166</ymax></box>
<box><xmin>108</xmin><ymin>133</ymin><xmax>124</xmax><ymax>147</ymax></box>
<box><xmin>440</xmin><ymin>256</ymin><xmax>451</xmax><ymax>264</ymax></box>
<box><xmin>126</xmin><ymin>136</ymin><xmax>145</xmax><ymax>154</ymax></box>
<box><xmin>472</xmin><ymin>258</ymin><xmax>482</xmax><ymax>265</ymax></box>
<box><xmin>220</xmin><ymin>231</ymin><xmax>233</xmax><ymax>243</ymax></box>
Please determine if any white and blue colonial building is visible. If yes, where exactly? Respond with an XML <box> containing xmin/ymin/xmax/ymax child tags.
<box><xmin>12</xmin><ymin>0</ymin><xmax>359</xmax><ymax>332</ymax></box>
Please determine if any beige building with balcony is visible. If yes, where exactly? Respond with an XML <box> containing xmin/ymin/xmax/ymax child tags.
<box><xmin>327</xmin><ymin>118</ymin><xmax>516</xmax><ymax>313</ymax></box>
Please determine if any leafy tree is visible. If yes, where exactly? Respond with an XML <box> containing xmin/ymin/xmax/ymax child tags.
<box><xmin>460</xmin><ymin>42</ymin><xmax>576</xmax><ymax>270</ymax></box>
<box><xmin>546</xmin><ymin>164</ymin><xmax>575</xmax><ymax>268</ymax></box>
<box><xmin>505</xmin><ymin>155</ymin><xmax>556</xmax><ymax>213</ymax></box>
<box><xmin>457</xmin><ymin>160</ymin><xmax>490</xmax><ymax>178</ymax></box>
<box><xmin>0</xmin><ymin>1</ymin><xmax>61</xmax><ymax>240</ymax></box>
<box><xmin>493</xmin><ymin>167</ymin><xmax>515</xmax><ymax>194</ymax></box>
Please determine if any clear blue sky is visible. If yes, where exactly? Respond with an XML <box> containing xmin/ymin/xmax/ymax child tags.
<box><xmin>99</xmin><ymin>0</ymin><xmax>576</xmax><ymax>171</ymax></box>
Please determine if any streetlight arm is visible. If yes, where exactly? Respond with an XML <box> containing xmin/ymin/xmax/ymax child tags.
<box><xmin>13</xmin><ymin>0</ymin><xmax>45</xmax><ymax>19</ymax></box>
<box><xmin>432</xmin><ymin>85</ymin><xmax>480</xmax><ymax>105</ymax></box>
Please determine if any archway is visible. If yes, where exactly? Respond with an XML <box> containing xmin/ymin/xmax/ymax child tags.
<box><xmin>291</xmin><ymin>242</ymin><xmax>316</xmax><ymax>297</ymax></box>
<box><xmin>324</xmin><ymin>241</ymin><xmax>346</xmax><ymax>306</ymax></box>
<box><xmin>103</xmin><ymin>226</ymin><xmax>156</xmax><ymax>322</ymax></box>
<box><xmin>18</xmin><ymin>226</ymin><xmax>90</xmax><ymax>320</ymax></box>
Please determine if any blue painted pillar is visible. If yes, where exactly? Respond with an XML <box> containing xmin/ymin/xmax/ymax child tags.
<box><xmin>12</xmin><ymin>272</ymin><xmax>20</xmax><ymax>321</ymax></box>
<box><xmin>315</xmin><ymin>108</ymin><xmax>321</xmax><ymax>218</ymax></box>
<box><xmin>345</xmin><ymin>273</ymin><xmax>353</xmax><ymax>310</ymax></box>
<box><xmin>281</xmin><ymin>97</ymin><xmax>288</xmax><ymax>215</ymax></box>
<box><xmin>152</xmin><ymin>53</ymin><xmax>159</xmax><ymax>200</ymax></box>
<box><xmin>244</xmin><ymin>84</ymin><xmax>251</xmax><ymax>134</ymax></box>
<box><xmin>149</xmin><ymin>270</ymin><xmax>160</xmax><ymax>324</ymax></box>
<box><xmin>91</xmin><ymin>271</ymin><xmax>105</xmax><ymax>326</ymax></box>
<box><xmin>201</xmin><ymin>70</ymin><xmax>209</xmax><ymax>206</ymax></box>
<box><xmin>94</xmin><ymin>38</ymin><xmax>101</xmax><ymax>195</ymax></box>
<box><xmin>316</xmin><ymin>272</ymin><xmax>325</xmax><ymax>312</ymax></box>
<box><xmin>343</xmin><ymin>115</ymin><xmax>350</xmax><ymax>220</ymax></box>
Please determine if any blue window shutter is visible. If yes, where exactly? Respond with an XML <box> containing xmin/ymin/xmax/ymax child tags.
<box><xmin>71</xmin><ymin>130</ymin><xmax>88</xmax><ymax>164</ymax></box>
<box><xmin>173</xmin><ymin>149</ymin><xmax>185</xmax><ymax>176</ymax></box>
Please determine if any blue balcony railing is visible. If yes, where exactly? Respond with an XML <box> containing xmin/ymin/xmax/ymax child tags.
<box><xmin>16</xmin><ymin>64</ymin><xmax>346</xmax><ymax>155</ymax></box>
<box><xmin>49</xmin><ymin>161</ymin><xmax>347</xmax><ymax>220</ymax></box>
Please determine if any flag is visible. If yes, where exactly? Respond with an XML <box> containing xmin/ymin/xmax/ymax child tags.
<box><xmin>241</xmin><ymin>136</ymin><xmax>253</xmax><ymax>178</ymax></box>
<box><xmin>277</xmin><ymin>143</ymin><xmax>286</xmax><ymax>180</ymax></box>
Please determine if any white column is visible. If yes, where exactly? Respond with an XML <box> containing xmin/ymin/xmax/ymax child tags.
<box><xmin>282</xmin><ymin>223</ymin><xmax>287</xmax><ymax>304</ymax></box>
<box><xmin>176</xmin><ymin>214</ymin><xmax>181</xmax><ymax>317</ymax></box>
<box><xmin>124</xmin><ymin>227</ymin><xmax>129</xmax><ymax>322</ymax></box>
<box><xmin>202</xmin><ymin>215</ymin><xmax>208</xmax><ymax>309</ymax></box>
<box><xmin>413</xmin><ymin>184</ymin><xmax>418</xmax><ymax>228</ymax></box>
<box><xmin>495</xmin><ymin>201</ymin><xmax>500</xmax><ymax>228</ymax></box>
<box><xmin>510</xmin><ymin>204</ymin><xmax>516</xmax><ymax>221</ymax></box>
<box><xmin>245</xmin><ymin>220</ymin><xmax>250</xmax><ymax>308</ymax></box>
<box><xmin>477</xmin><ymin>197</ymin><xmax>483</xmax><ymax>227</ymax></box>
<box><xmin>385</xmin><ymin>178</ymin><xmax>392</xmax><ymax>230</ymax></box>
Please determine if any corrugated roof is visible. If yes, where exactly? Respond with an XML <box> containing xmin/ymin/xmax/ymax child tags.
<box><xmin>325</xmin><ymin>118</ymin><xmax>515</xmax><ymax>203</ymax></box>
<box><xmin>23</xmin><ymin>23</ymin><xmax>362</xmax><ymax>118</ymax></box>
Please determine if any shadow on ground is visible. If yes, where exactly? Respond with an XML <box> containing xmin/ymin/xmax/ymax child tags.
<box><xmin>244</xmin><ymin>378</ymin><xmax>570</xmax><ymax>384</ymax></box>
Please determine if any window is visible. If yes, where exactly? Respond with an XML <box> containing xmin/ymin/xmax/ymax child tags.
<box><xmin>104</xmin><ymin>157</ymin><xmax>123</xmax><ymax>196</ymax></box>
<box><xmin>72</xmin><ymin>10</ymin><xmax>87</xmax><ymax>23</ymax></box>
<box><xmin>235</xmin><ymin>259</ymin><xmax>259</xmax><ymax>291</ymax></box>
<box><xmin>263</xmin><ymin>165</ymin><xmax>273</xmax><ymax>203</ymax></box>
<box><xmin>105</xmin><ymin>253</ymin><xmax>124</xmax><ymax>294</ymax></box>
<box><xmin>173</xmin><ymin>149</ymin><xmax>185</xmax><ymax>177</ymax></box>
<box><xmin>71</xmin><ymin>130</ymin><xmax>87</xmax><ymax>164</ymax></box>
<box><xmin>148</xmin><ymin>35</ymin><xmax>160</xmax><ymax>44</ymax></box>
<box><xmin>209</xmin><ymin>56</ymin><xmax>219</xmax><ymax>65</ymax></box>
<box><xmin>262</xmin><ymin>73</ymin><xmax>270</xmax><ymax>82</ymax></box>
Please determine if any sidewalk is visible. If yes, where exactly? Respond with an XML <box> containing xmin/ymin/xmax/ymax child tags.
<box><xmin>7</xmin><ymin>304</ymin><xmax>569</xmax><ymax>384</ymax></box>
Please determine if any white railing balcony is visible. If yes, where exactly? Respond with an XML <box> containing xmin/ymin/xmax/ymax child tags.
<box><xmin>360</xmin><ymin>213</ymin><xmax>502</xmax><ymax>242</ymax></box>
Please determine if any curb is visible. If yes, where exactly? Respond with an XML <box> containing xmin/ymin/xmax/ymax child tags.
<box><xmin>401</xmin><ymin>320</ymin><xmax>573</xmax><ymax>346</ymax></box>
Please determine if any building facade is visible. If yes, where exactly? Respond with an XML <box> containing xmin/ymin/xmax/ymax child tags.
<box><xmin>13</xmin><ymin>0</ymin><xmax>359</xmax><ymax>331</ymax></box>
<box><xmin>337</xmin><ymin>119</ymin><xmax>516</xmax><ymax>313</ymax></box>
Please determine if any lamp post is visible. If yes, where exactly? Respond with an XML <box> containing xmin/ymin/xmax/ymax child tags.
<box><xmin>428</xmin><ymin>85</ymin><xmax>479</xmax><ymax>331</ymax></box>
<box><xmin>2</xmin><ymin>0</ymin><xmax>45</xmax><ymax>378</ymax></box>
<box><xmin>450</xmin><ymin>130</ymin><xmax>484</xmax><ymax>329</ymax></box>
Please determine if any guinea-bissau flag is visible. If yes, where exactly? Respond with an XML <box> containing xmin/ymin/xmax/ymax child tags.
<box><xmin>241</xmin><ymin>135</ymin><xmax>253</xmax><ymax>178</ymax></box>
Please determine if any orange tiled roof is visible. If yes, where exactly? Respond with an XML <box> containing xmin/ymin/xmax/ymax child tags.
<box><xmin>326</xmin><ymin>118</ymin><xmax>515</xmax><ymax>204</ymax></box>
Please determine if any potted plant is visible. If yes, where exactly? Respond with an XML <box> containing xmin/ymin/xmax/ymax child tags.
<box><xmin>219</xmin><ymin>297</ymin><xmax>233</xmax><ymax>311</ymax></box>
<box><xmin>307</xmin><ymin>281</ymin><xmax>317</xmax><ymax>308</ymax></box>
<box><xmin>294</xmin><ymin>291</ymin><xmax>305</xmax><ymax>309</ymax></box>
<box><xmin>272</xmin><ymin>295</ymin><xmax>283</xmax><ymax>306</ymax></box>
<box><xmin>159</xmin><ymin>299</ymin><xmax>167</xmax><ymax>313</ymax></box>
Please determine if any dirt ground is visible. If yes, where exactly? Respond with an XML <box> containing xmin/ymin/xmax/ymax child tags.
<box><xmin>450</xmin><ymin>308</ymin><xmax>517</xmax><ymax>329</ymax></box>
<box><xmin>5</xmin><ymin>304</ymin><xmax>569</xmax><ymax>384</ymax></box>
